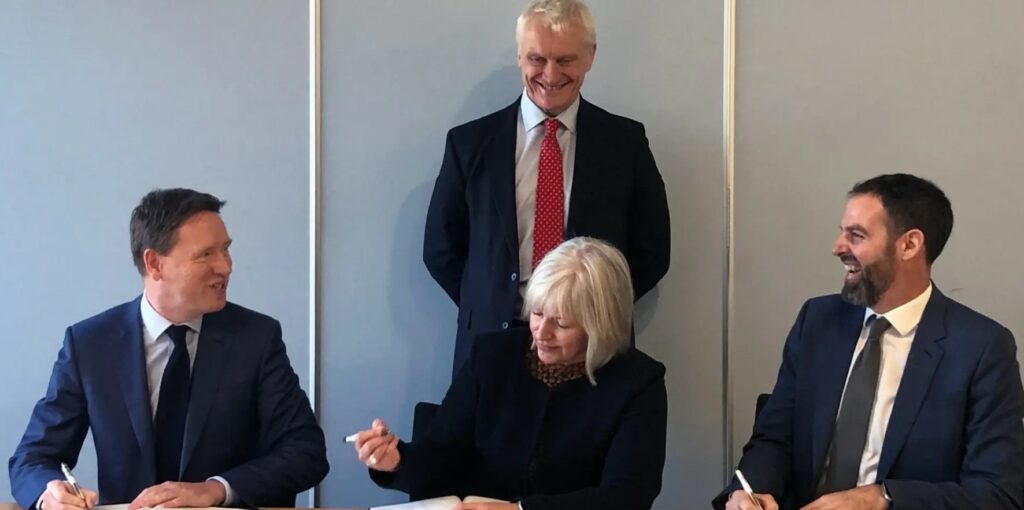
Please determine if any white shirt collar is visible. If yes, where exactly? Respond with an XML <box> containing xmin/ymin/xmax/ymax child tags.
<box><xmin>140</xmin><ymin>292</ymin><xmax>204</xmax><ymax>341</ymax></box>
<box><xmin>520</xmin><ymin>89</ymin><xmax>580</xmax><ymax>134</ymax></box>
<box><xmin>865</xmin><ymin>283</ymin><xmax>933</xmax><ymax>336</ymax></box>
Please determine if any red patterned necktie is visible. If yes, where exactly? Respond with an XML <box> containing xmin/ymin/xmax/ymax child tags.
<box><xmin>533</xmin><ymin>118</ymin><xmax>564</xmax><ymax>268</ymax></box>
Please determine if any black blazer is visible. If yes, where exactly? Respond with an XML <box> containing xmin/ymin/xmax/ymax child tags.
<box><xmin>714</xmin><ymin>288</ymin><xmax>1024</xmax><ymax>510</ymax></box>
<box><xmin>422</xmin><ymin>97</ymin><xmax>671</xmax><ymax>373</ymax></box>
<box><xmin>9</xmin><ymin>297</ymin><xmax>329</xmax><ymax>508</ymax></box>
<box><xmin>372</xmin><ymin>328</ymin><xmax>668</xmax><ymax>510</ymax></box>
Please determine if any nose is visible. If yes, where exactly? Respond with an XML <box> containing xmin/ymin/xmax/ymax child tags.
<box><xmin>542</xmin><ymin>61</ymin><xmax>558</xmax><ymax>82</ymax></box>
<box><xmin>535</xmin><ymin>318</ymin><xmax>554</xmax><ymax>339</ymax></box>
<box><xmin>832</xmin><ymin>233</ymin><xmax>847</xmax><ymax>257</ymax></box>
<box><xmin>215</xmin><ymin>250</ymin><xmax>233</xmax><ymax>275</ymax></box>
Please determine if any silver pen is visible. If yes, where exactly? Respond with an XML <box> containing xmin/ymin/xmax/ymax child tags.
<box><xmin>735</xmin><ymin>470</ymin><xmax>764</xmax><ymax>510</ymax></box>
<box><xmin>60</xmin><ymin>463</ymin><xmax>89</xmax><ymax>509</ymax></box>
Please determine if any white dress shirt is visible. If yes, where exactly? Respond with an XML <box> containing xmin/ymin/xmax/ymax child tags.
<box><xmin>140</xmin><ymin>294</ymin><xmax>201</xmax><ymax>417</ymax></box>
<box><xmin>139</xmin><ymin>294</ymin><xmax>234</xmax><ymax>504</ymax></box>
<box><xmin>515</xmin><ymin>91</ymin><xmax>579</xmax><ymax>283</ymax></box>
<box><xmin>838</xmin><ymin>284</ymin><xmax>933</xmax><ymax>486</ymax></box>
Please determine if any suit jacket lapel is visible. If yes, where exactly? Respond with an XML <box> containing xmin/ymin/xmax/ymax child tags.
<box><xmin>877</xmin><ymin>288</ymin><xmax>947</xmax><ymax>478</ymax></box>
<box><xmin>112</xmin><ymin>296</ymin><xmax>157</xmax><ymax>483</ymax></box>
<box><xmin>179</xmin><ymin>310</ymin><xmax>231</xmax><ymax>476</ymax></box>
<box><xmin>565</xmin><ymin>97</ymin><xmax>594</xmax><ymax>237</ymax></box>
<box><xmin>811</xmin><ymin>304</ymin><xmax>865</xmax><ymax>481</ymax></box>
<box><xmin>487</xmin><ymin>99</ymin><xmax>520</xmax><ymax>263</ymax></box>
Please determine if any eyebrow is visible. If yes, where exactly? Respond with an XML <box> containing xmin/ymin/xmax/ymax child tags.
<box><xmin>841</xmin><ymin>224</ymin><xmax>869</xmax><ymax>235</ymax></box>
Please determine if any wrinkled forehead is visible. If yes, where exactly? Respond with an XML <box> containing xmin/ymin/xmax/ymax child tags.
<box><xmin>519</xmin><ymin>17</ymin><xmax>590</xmax><ymax>51</ymax></box>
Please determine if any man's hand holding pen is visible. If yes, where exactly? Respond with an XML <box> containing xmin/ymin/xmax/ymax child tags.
<box><xmin>40</xmin><ymin>479</ymin><xmax>97</xmax><ymax>510</ymax></box>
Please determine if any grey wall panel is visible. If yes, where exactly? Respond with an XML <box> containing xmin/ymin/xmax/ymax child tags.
<box><xmin>319</xmin><ymin>1</ymin><xmax>725</xmax><ymax>508</ymax></box>
<box><xmin>0</xmin><ymin>1</ymin><xmax>309</xmax><ymax>498</ymax></box>
<box><xmin>731</xmin><ymin>0</ymin><xmax>1024</xmax><ymax>465</ymax></box>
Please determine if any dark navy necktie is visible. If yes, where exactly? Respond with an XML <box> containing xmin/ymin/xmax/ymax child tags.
<box><xmin>820</xmin><ymin>315</ymin><xmax>892</xmax><ymax>494</ymax></box>
<box><xmin>155</xmin><ymin>324</ymin><xmax>192</xmax><ymax>483</ymax></box>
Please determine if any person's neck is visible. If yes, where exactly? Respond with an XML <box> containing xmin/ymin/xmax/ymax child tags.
<box><xmin>143</xmin><ymin>282</ymin><xmax>197</xmax><ymax>324</ymax></box>
<box><xmin>871</xmin><ymin>272</ymin><xmax>931</xmax><ymax>315</ymax></box>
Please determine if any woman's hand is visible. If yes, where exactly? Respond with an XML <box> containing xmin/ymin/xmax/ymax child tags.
<box><xmin>351</xmin><ymin>418</ymin><xmax>401</xmax><ymax>472</ymax></box>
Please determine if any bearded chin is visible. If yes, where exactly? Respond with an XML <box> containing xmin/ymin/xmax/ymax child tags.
<box><xmin>841</xmin><ymin>268</ymin><xmax>888</xmax><ymax>307</ymax></box>
<box><xmin>841</xmin><ymin>280</ymin><xmax>871</xmax><ymax>306</ymax></box>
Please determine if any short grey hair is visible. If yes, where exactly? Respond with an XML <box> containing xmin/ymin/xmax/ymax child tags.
<box><xmin>516</xmin><ymin>0</ymin><xmax>597</xmax><ymax>48</ymax></box>
<box><xmin>522</xmin><ymin>237</ymin><xmax>633</xmax><ymax>384</ymax></box>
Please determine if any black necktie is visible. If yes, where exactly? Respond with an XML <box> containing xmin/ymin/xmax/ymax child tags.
<box><xmin>155</xmin><ymin>324</ymin><xmax>192</xmax><ymax>483</ymax></box>
<box><xmin>820</xmin><ymin>315</ymin><xmax>892</xmax><ymax>495</ymax></box>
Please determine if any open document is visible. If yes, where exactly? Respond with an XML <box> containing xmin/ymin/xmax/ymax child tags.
<box><xmin>371</xmin><ymin>495</ymin><xmax>510</xmax><ymax>510</ymax></box>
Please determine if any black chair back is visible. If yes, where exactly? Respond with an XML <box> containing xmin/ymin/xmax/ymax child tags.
<box><xmin>755</xmin><ymin>393</ymin><xmax>772</xmax><ymax>419</ymax></box>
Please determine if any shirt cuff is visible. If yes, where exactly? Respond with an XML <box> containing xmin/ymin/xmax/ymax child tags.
<box><xmin>208</xmin><ymin>476</ymin><xmax>234</xmax><ymax>506</ymax></box>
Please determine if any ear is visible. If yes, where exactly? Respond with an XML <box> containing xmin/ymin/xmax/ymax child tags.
<box><xmin>900</xmin><ymin>229</ymin><xmax>925</xmax><ymax>262</ymax></box>
<box><xmin>583</xmin><ymin>43</ymin><xmax>597</xmax><ymax>71</ymax></box>
<box><xmin>142</xmin><ymin>248</ymin><xmax>163</xmax><ymax>280</ymax></box>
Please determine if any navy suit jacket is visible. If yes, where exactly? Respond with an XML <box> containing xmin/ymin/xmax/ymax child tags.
<box><xmin>372</xmin><ymin>329</ymin><xmax>668</xmax><ymax>510</ymax></box>
<box><xmin>9</xmin><ymin>297</ymin><xmax>329</xmax><ymax>509</ymax></box>
<box><xmin>423</xmin><ymin>97</ymin><xmax>671</xmax><ymax>374</ymax></box>
<box><xmin>714</xmin><ymin>288</ymin><xmax>1024</xmax><ymax>510</ymax></box>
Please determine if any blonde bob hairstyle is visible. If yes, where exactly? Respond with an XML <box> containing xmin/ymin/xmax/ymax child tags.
<box><xmin>522</xmin><ymin>237</ymin><xmax>633</xmax><ymax>384</ymax></box>
<box><xmin>515</xmin><ymin>0</ymin><xmax>597</xmax><ymax>48</ymax></box>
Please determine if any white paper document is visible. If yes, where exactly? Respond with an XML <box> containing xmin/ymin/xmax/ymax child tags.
<box><xmin>370</xmin><ymin>495</ymin><xmax>509</xmax><ymax>510</ymax></box>
<box><xmin>94</xmin><ymin>506</ymin><xmax>221</xmax><ymax>510</ymax></box>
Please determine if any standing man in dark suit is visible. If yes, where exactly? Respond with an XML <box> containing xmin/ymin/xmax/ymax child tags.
<box><xmin>423</xmin><ymin>0</ymin><xmax>671</xmax><ymax>375</ymax></box>
<box><xmin>10</xmin><ymin>189</ymin><xmax>328</xmax><ymax>510</ymax></box>
<box><xmin>714</xmin><ymin>174</ymin><xmax>1024</xmax><ymax>510</ymax></box>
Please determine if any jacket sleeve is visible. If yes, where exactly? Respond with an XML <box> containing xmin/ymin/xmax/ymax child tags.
<box><xmin>626</xmin><ymin>123</ymin><xmax>671</xmax><ymax>301</ymax></box>
<box><xmin>370</xmin><ymin>345</ymin><xmax>480</xmax><ymax>496</ymax></box>
<box><xmin>423</xmin><ymin>128</ymin><xmax>470</xmax><ymax>304</ymax></box>
<box><xmin>883</xmin><ymin>327</ymin><xmax>1024</xmax><ymax>510</ymax></box>
<box><xmin>9</xmin><ymin>327</ymin><xmax>91</xmax><ymax>510</ymax></box>
<box><xmin>217</xmin><ymin>321</ymin><xmax>329</xmax><ymax>506</ymax></box>
<box><xmin>713</xmin><ymin>300</ymin><xmax>811</xmax><ymax>509</ymax></box>
<box><xmin>520</xmin><ymin>372</ymin><xmax>668</xmax><ymax>510</ymax></box>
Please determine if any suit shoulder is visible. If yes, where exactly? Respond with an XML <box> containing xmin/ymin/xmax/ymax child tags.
<box><xmin>218</xmin><ymin>301</ymin><xmax>279</xmax><ymax>327</ymax></box>
<box><xmin>582</xmin><ymin>100</ymin><xmax>646</xmax><ymax>133</ymax></box>
<box><xmin>941</xmin><ymin>295</ymin><xmax>1014</xmax><ymax>342</ymax></box>
<box><xmin>623</xmin><ymin>348</ymin><xmax>666</xmax><ymax>377</ymax></box>
<box><xmin>446</xmin><ymin>102</ymin><xmax>517</xmax><ymax>142</ymax></box>
<box><xmin>70</xmin><ymin>298</ymin><xmax>138</xmax><ymax>335</ymax></box>
<box><xmin>600</xmin><ymin>348</ymin><xmax>666</xmax><ymax>390</ymax></box>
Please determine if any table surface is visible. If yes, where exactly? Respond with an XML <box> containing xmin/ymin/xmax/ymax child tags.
<box><xmin>0</xmin><ymin>505</ymin><xmax>363</xmax><ymax>510</ymax></box>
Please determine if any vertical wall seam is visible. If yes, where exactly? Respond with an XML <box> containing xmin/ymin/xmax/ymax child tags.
<box><xmin>308</xmin><ymin>0</ymin><xmax>323</xmax><ymax>506</ymax></box>
<box><xmin>722</xmin><ymin>0</ymin><xmax>737</xmax><ymax>486</ymax></box>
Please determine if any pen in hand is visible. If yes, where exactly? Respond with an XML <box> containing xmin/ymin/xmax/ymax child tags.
<box><xmin>346</xmin><ymin>420</ymin><xmax>394</xmax><ymax>467</ymax></box>
<box><xmin>735</xmin><ymin>470</ymin><xmax>764</xmax><ymax>510</ymax></box>
<box><xmin>60</xmin><ymin>462</ymin><xmax>90</xmax><ymax>509</ymax></box>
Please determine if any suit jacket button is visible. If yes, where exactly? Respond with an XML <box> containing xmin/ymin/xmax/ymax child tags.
<box><xmin>511</xmin><ymin>272</ymin><xmax>518</xmax><ymax>281</ymax></box>
<box><xmin>502</xmin><ymin>321</ymin><xmax>509</xmax><ymax>329</ymax></box>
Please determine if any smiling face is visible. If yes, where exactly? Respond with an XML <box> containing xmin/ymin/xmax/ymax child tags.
<box><xmin>144</xmin><ymin>211</ymin><xmax>232</xmax><ymax>323</ymax></box>
<box><xmin>833</xmin><ymin>194</ymin><xmax>899</xmax><ymax>308</ymax></box>
<box><xmin>516</xmin><ymin>17</ymin><xmax>595</xmax><ymax>117</ymax></box>
<box><xmin>529</xmin><ymin>307</ymin><xmax>588</xmax><ymax>365</ymax></box>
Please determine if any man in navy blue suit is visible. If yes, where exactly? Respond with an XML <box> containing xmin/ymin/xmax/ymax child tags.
<box><xmin>715</xmin><ymin>174</ymin><xmax>1024</xmax><ymax>510</ymax></box>
<box><xmin>9</xmin><ymin>189</ymin><xmax>328</xmax><ymax>510</ymax></box>
<box><xmin>423</xmin><ymin>0</ymin><xmax>671</xmax><ymax>375</ymax></box>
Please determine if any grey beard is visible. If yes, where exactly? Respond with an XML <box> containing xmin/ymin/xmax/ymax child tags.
<box><xmin>841</xmin><ymin>273</ymin><xmax>885</xmax><ymax>307</ymax></box>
